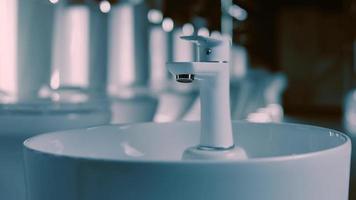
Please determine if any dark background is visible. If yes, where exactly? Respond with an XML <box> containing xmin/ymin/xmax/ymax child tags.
<box><xmin>159</xmin><ymin>0</ymin><xmax>355</xmax><ymax>129</ymax></box>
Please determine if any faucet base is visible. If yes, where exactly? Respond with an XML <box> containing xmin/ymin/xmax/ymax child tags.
<box><xmin>182</xmin><ymin>145</ymin><xmax>248</xmax><ymax>160</ymax></box>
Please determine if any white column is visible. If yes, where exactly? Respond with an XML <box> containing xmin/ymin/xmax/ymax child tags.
<box><xmin>0</xmin><ymin>0</ymin><xmax>18</xmax><ymax>96</ymax></box>
<box><xmin>51</xmin><ymin>4</ymin><xmax>90</xmax><ymax>89</ymax></box>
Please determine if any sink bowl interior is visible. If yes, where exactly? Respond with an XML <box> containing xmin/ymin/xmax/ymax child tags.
<box><xmin>24</xmin><ymin>121</ymin><xmax>348</xmax><ymax>162</ymax></box>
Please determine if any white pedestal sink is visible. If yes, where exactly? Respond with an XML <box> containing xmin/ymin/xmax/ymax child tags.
<box><xmin>110</xmin><ymin>95</ymin><xmax>158</xmax><ymax>124</ymax></box>
<box><xmin>154</xmin><ymin>90</ymin><xmax>197</xmax><ymax>122</ymax></box>
<box><xmin>24</xmin><ymin>121</ymin><xmax>351</xmax><ymax>200</ymax></box>
<box><xmin>109</xmin><ymin>87</ymin><xmax>158</xmax><ymax>124</ymax></box>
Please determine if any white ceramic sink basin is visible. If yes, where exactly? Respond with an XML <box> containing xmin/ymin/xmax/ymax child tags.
<box><xmin>0</xmin><ymin>101</ymin><xmax>110</xmax><ymax>200</ymax></box>
<box><xmin>24</xmin><ymin>122</ymin><xmax>351</xmax><ymax>200</ymax></box>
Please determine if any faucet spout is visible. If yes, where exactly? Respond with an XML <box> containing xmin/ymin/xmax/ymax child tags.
<box><xmin>176</xmin><ymin>74</ymin><xmax>195</xmax><ymax>83</ymax></box>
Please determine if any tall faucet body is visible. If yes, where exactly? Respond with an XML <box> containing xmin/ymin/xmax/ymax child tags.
<box><xmin>168</xmin><ymin>62</ymin><xmax>233</xmax><ymax>149</ymax></box>
<box><xmin>167</xmin><ymin>36</ymin><xmax>247</xmax><ymax>160</ymax></box>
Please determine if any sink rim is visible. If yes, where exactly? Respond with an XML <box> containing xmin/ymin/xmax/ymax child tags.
<box><xmin>23</xmin><ymin>121</ymin><xmax>351</xmax><ymax>164</ymax></box>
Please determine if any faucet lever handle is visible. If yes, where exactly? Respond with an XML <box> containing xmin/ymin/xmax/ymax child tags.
<box><xmin>180</xmin><ymin>35</ymin><xmax>222</xmax><ymax>47</ymax></box>
<box><xmin>180</xmin><ymin>35</ymin><xmax>230</xmax><ymax>62</ymax></box>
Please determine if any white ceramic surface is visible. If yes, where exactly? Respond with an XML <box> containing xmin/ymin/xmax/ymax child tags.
<box><xmin>110</xmin><ymin>95</ymin><xmax>158</xmax><ymax>124</ymax></box>
<box><xmin>168</xmin><ymin>36</ymin><xmax>234</xmax><ymax>151</ymax></box>
<box><xmin>168</xmin><ymin>61</ymin><xmax>234</xmax><ymax>149</ymax></box>
<box><xmin>109</xmin><ymin>87</ymin><xmax>158</xmax><ymax>124</ymax></box>
<box><xmin>0</xmin><ymin>1</ymin><xmax>111</xmax><ymax>199</ymax></box>
<box><xmin>349</xmin><ymin>135</ymin><xmax>356</xmax><ymax>198</ymax></box>
<box><xmin>343</xmin><ymin>89</ymin><xmax>356</xmax><ymax>197</ymax></box>
<box><xmin>183</xmin><ymin>83</ymin><xmax>241</xmax><ymax>121</ymax></box>
<box><xmin>0</xmin><ymin>106</ymin><xmax>110</xmax><ymax>200</ymax></box>
<box><xmin>51</xmin><ymin>2</ymin><xmax>108</xmax><ymax>92</ymax></box>
<box><xmin>154</xmin><ymin>85</ymin><xmax>197</xmax><ymax>122</ymax></box>
<box><xmin>108</xmin><ymin>2</ymin><xmax>149</xmax><ymax>88</ymax></box>
<box><xmin>24</xmin><ymin>121</ymin><xmax>351</xmax><ymax>200</ymax></box>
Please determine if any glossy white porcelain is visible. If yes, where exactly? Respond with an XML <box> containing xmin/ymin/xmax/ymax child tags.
<box><xmin>108</xmin><ymin>2</ymin><xmax>149</xmax><ymax>88</ymax></box>
<box><xmin>0</xmin><ymin>1</ymin><xmax>111</xmax><ymax>199</ymax></box>
<box><xmin>168</xmin><ymin>36</ymin><xmax>237</xmax><ymax>157</ymax></box>
<box><xmin>0</xmin><ymin>107</ymin><xmax>110</xmax><ymax>200</ymax></box>
<box><xmin>343</xmin><ymin>89</ymin><xmax>356</xmax><ymax>197</ymax></box>
<box><xmin>183</xmin><ymin>83</ymin><xmax>242</xmax><ymax>121</ymax></box>
<box><xmin>109</xmin><ymin>87</ymin><xmax>158</xmax><ymax>124</ymax></box>
<box><xmin>349</xmin><ymin>135</ymin><xmax>356</xmax><ymax>198</ymax></box>
<box><xmin>24</xmin><ymin>121</ymin><xmax>351</xmax><ymax>200</ymax></box>
<box><xmin>168</xmin><ymin>61</ymin><xmax>234</xmax><ymax>149</ymax></box>
<box><xmin>110</xmin><ymin>95</ymin><xmax>158</xmax><ymax>124</ymax></box>
<box><xmin>154</xmin><ymin>83</ymin><xmax>197</xmax><ymax>122</ymax></box>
